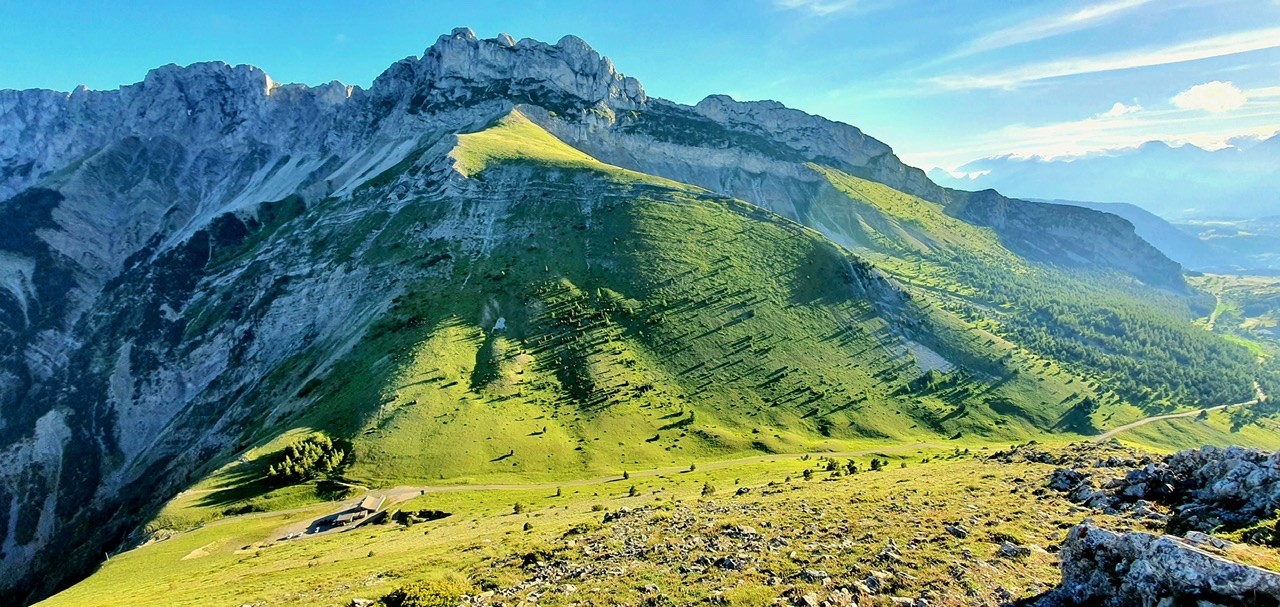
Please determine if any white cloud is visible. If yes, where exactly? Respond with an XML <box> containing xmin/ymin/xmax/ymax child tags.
<box><xmin>932</xmin><ymin>26</ymin><xmax>1280</xmax><ymax>90</ymax></box>
<box><xmin>956</xmin><ymin>0</ymin><xmax>1154</xmax><ymax>58</ymax></box>
<box><xmin>773</xmin><ymin>0</ymin><xmax>861</xmax><ymax>15</ymax></box>
<box><xmin>1171</xmin><ymin>81</ymin><xmax>1248</xmax><ymax>112</ymax></box>
<box><xmin>1101</xmin><ymin>101</ymin><xmax>1142</xmax><ymax>117</ymax></box>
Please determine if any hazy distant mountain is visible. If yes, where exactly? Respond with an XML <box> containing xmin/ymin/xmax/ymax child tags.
<box><xmin>1175</xmin><ymin>216</ymin><xmax>1280</xmax><ymax>274</ymax></box>
<box><xmin>930</xmin><ymin>136</ymin><xmax>1280</xmax><ymax>220</ymax></box>
<box><xmin>1034</xmin><ymin>199</ymin><xmax>1280</xmax><ymax>273</ymax></box>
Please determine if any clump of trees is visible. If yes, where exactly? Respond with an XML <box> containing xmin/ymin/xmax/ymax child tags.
<box><xmin>377</xmin><ymin>579</ymin><xmax>467</xmax><ymax>607</ymax></box>
<box><xmin>266</xmin><ymin>433</ymin><xmax>347</xmax><ymax>483</ymax></box>
<box><xmin>392</xmin><ymin>509</ymin><xmax>451</xmax><ymax>526</ymax></box>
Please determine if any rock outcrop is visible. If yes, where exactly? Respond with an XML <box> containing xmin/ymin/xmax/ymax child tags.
<box><xmin>1047</xmin><ymin>446</ymin><xmax>1280</xmax><ymax>533</ymax></box>
<box><xmin>368</xmin><ymin>28</ymin><xmax>646</xmax><ymax>113</ymax></box>
<box><xmin>1034</xmin><ymin>522</ymin><xmax>1280</xmax><ymax>606</ymax></box>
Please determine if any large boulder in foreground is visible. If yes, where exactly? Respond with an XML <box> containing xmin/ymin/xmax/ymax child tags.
<box><xmin>1035</xmin><ymin>522</ymin><xmax>1280</xmax><ymax>606</ymax></box>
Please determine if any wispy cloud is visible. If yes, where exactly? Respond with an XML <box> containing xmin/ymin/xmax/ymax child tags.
<box><xmin>903</xmin><ymin>85</ymin><xmax>1280</xmax><ymax>170</ymax></box>
<box><xmin>1248</xmin><ymin>86</ymin><xmax>1280</xmax><ymax>99</ymax></box>
<box><xmin>933</xmin><ymin>26</ymin><xmax>1280</xmax><ymax>90</ymax></box>
<box><xmin>954</xmin><ymin>0</ymin><xmax>1155</xmax><ymax>58</ymax></box>
<box><xmin>772</xmin><ymin>0</ymin><xmax>861</xmax><ymax>15</ymax></box>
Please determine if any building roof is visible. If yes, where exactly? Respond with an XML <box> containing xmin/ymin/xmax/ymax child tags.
<box><xmin>358</xmin><ymin>495</ymin><xmax>385</xmax><ymax>512</ymax></box>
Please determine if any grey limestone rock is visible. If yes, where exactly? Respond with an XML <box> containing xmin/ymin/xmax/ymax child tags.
<box><xmin>1037</xmin><ymin>522</ymin><xmax>1280</xmax><ymax>606</ymax></box>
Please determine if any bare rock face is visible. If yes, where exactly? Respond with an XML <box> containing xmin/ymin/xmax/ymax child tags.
<box><xmin>0</xmin><ymin>62</ymin><xmax>349</xmax><ymax>203</ymax></box>
<box><xmin>1156</xmin><ymin>446</ymin><xmax>1280</xmax><ymax>531</ymax></box>
<box><xmin>1047</xmin><ymin>445</ymin><xmax>1280</xmax><ymax>534</ymax></box>
<box><xmin>368</xmin><ymin>27</ymin><xmax>646</xmax><ymax>114</ymax></box>
<box><xmin>692</xmin><ymin>95</ymin><xmax>892</xmax><ymax>172</ymax></box>
<box><xmin>1036</xmin><ymin>522</ymin><xmax>1280</xmax><ymax>606</ymax></box>
<box><xmin>948</xmin><ymin>189</ymin><xmax>1186</xmax><ymax>292</ymax></box>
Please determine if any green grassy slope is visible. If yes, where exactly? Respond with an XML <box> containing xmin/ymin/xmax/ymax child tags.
<box><xmin>1121</xmin><ymin>407</ymin><xmax>1280</xmax><ymax>453</ymax></box>
<box><xmin>146</xmin><ymin>111</ymin><xmax>1137</xmax><ymax>531</ymax></box>
<box><xmin>307</xmin><ymin>114</ymin><xmax>1067</xmax><ymax>486</ymax></box>
<box><xmin>39</xmin><ymin>450</ymin><xmax>1011</xmax><ymax>607</ymax></box>
<box><xmin>1191</xmin><ymin>274</ymin><xmax>1279</xmax><ymax>356</ymax></box>
<box><xmin>805</xmin><ymin>166</ymin><xmax>1276</xmax><ymax>416</ymax></box>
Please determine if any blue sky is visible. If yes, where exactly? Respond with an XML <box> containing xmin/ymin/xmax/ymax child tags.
<box><xmin>2</xmin><ymin>0</ymin><xmax>1278</xmax><ymax>170</ymax></box>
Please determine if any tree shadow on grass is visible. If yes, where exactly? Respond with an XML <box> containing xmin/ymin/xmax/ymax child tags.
<box><xmin>193</xmin><ymin>457</ymin><xmax>279</xmax><ymax>510</ymax></box>
<box><xmin>1052</xmin><ymin>399</ymin><xmax>1100</xmax><ymax>436</ymax></box>
<box><xmin>193</xmin><ymin>456</ymin><xmax>352</xmax><ymax>513</ymax></box>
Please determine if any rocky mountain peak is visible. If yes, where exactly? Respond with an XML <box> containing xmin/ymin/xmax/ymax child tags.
<box><xmin>368</xmin><ymin>27</ymin><xmax>646</xmax><ymax>111</ymax></box>
<box><xmin>115</xmin><ymin>62</ymin><xmax>279</xmax><ymax>139</ymax></box>
<box><xmin>693</xmin><ymin>93</ymin><xmax>891</xmax><ymax>168</ymax></box>
<box><xmin>137</xmin><ymin>61</ymin><xmax>273</xmax><ymax>97</ymax></box>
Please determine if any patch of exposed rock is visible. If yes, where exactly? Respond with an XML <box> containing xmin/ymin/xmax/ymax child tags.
<box><xmin>988</xmin><ymin>440</ymin><xmax>1149</xmax><ymax>469</ymax></box>
<box><xmin>1030</xmin><ymin>522</ymin><xmax>1280</xmax><ymax>607</ymax></box>
<box><xmin>1046</xmin><ymin>445</ymin><xmax>1280</xmax><ymax>533</ymax></box>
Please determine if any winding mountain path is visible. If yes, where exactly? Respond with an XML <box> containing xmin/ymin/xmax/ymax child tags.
<box><xmin>1091</xmin><ymin>382</ymin><xmax>1267</xmax><ymax>443</ymax></box>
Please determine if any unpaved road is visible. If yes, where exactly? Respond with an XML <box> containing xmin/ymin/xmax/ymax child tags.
<box><xmin>1092</xmin><ymin>382</ymin><xmax>1267</xmax><ymax>443</ymax></box>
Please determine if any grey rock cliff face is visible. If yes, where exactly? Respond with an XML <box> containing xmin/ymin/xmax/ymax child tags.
<box><xmin>949</xmin><ymin>189</ymin><xmax>1185</xmax><ymax>291</ymax></box>
<box><xmin>367</xmin><ymin>27</ymin><xmax>645</xmax><ymax>116</ymax></box>
<box><xmin>0</xmin><ymin>62</ymin><xmax>348</xmax><ymax>203</ymax></box>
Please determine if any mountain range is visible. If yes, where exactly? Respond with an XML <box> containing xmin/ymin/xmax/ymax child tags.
<box><xmin>2</xmin><ymin>29</ymin><xmax>1275</xmax><ymax>604</ymax></box>
<box><xmin>929</xmin><ymin>136</ymin><xmax>1280</xmax><ymax>220</ymax></box>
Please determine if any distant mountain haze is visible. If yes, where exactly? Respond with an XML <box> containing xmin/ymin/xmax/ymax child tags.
<box><xmin>1034</xmin><ymin>200</ymin><xmax>1229</xmax><ymax>270</ymax></box>
<box><xmin>930</xmin><ymin>134</ymin><xmax>1280</xmax><ymax>220</ymax></box>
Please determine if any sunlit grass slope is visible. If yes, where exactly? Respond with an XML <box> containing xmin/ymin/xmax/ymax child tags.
<box><xmin>148</xmin><ymin>111</ymin><xmax>1279</xmax><ymax>539</ymax></box>
<box><xmin>807</xmin><ymin>165</ymin><xmax>1275</xmax><ymax>417</ymax></box>
<box><xmin>448</xmin><ymin>109</ymin><xmax>690</xmax><ymax>192</ymax></box>
<box><xmin>167</xmin><ymin>113</ymin><xmax>1119</xmax><ymax>508</ymax></box>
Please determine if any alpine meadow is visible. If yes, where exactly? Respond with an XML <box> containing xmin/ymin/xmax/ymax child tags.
<box><xmin>3</xmin><ymin>18</ymin><xmax>1280</xmax><ymax>607</ymax></box>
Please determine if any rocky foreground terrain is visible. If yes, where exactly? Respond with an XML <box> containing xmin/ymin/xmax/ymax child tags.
<box><xmin>1032</xmin><ymin>444</ymin><xmax>1280</xmax><ymax>606</ymax></box>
